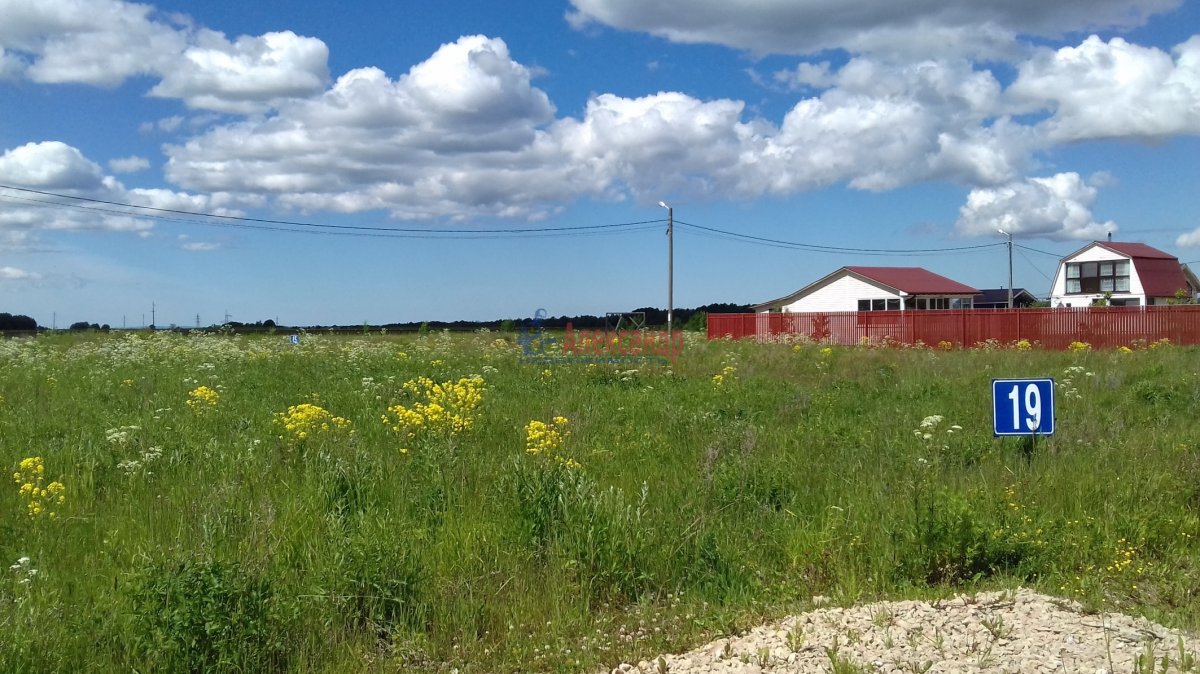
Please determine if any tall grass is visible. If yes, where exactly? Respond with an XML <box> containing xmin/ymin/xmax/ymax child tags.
<box><xmin>1</xmin><ymin>331</ymin><xmax>1198</xmax><ymax>672</ymax></box>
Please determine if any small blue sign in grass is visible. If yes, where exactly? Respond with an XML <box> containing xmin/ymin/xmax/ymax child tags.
<box><xmin>992</xmin><ymin>378</ymin><xmax>1055</xmax><ymax>436</ymax></box>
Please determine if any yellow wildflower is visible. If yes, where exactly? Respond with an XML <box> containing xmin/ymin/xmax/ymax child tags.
<box><xmin>274</xmin><ymin>403</ymin><xmax>351</xmax><ymax>444</ymax></box>
<box><xmin>13</xmin><ymin>457</ymin><xmax>65</xmax><ymax>519</ymax></box>
<box><xmin>712</xmin><ymin>365</ymin><xmax>736</xmax><ymax>388</ymax></box>
<box><xmin>524</xmin><ymin>417</ymin><xmax>580</xmax><ymax>469</ymax></box>
<box><xmin>385</xmin><ymin>375</ymin><xmax>485</xmax><ymax>450</ymax></box>
<box><xmin>525</xmin><ymin>417</ymin><xmax>569</xmax><ymax>455</ymax></box>
<box><xmin>185</xmin><ymin>385</ymin><xmax>220</xmax><ymax>413</ymax></box>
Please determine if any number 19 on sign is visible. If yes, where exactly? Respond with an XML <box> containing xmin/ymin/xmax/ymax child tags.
<box><xmin>992</xmin><ymin>378</ymin><xmax>1055</xmax><ymax>436</ymax></box>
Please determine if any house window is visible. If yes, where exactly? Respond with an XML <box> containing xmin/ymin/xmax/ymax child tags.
<box><xmin>1066</xmin><ymin>260</ymin><xmax>1129</xmax><ymax>294</ymax></box>
<box><xmin>857</xmin><ymin>298</ymin><xmax>900</xmax><ymax>311</ymax></box>
<box><xmin>914</xmin><ymin>298</ymin><xmax>950</xmax><ymax>310</ymax></box>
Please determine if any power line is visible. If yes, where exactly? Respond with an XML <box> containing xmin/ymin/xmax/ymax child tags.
<box><xmin>0</xmin><ymin>187</ymin><xmax>661</xmax><ymax>240</ymax></box>
<box><xmin>0</xmin><ymin>183</ymin><xmax>1037</xmax><ymax>255</ymax></box>
<box><xmin>675</xmin><ymin>219</ymin><xmax>1003</xmax><ymax>256</ymax></box>
<box><xmin>1013</xmin><ymin>243</ymin><xmax>1064</xmax><ymax>258</ymax></box>
<box><xmin>0</xmin><ymin>195</ymin><xmax>662</xmax><ymax>241</ymax></box>
<box><xmin>1015</xmin><ymin>245</ymin><xmax>1056</xmax><ymax>282</ymax></box>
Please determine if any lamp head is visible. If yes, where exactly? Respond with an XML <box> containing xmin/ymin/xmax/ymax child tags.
<box><xmin>658</xmin><ymin>201</ymin><xmax>670</xmax><ymax>209</ymax></box>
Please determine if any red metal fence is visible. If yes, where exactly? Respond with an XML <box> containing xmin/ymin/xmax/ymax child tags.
<box><xmin>707</xmin><ymin>307</ymin><xmax>1200</xmax><ymax>349</ymax></box>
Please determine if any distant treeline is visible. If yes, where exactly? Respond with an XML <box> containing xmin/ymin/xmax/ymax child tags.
<box><xmin>301</xmin><ymin>303</ymin><xmax>752</xmax><ymax>332</ymax></box>
<box><xmin>3</xmin><ymin>303</ymin><xmax>753</xmax><ymax>335</ymax></box>
<box><xmin>0</xmin><ymin>313</ymin><xmax>37</xmax><ymax>331</ymax></box>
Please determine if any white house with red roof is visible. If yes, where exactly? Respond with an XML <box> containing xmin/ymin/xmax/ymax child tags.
<box><xmin>1049</xmin><ymin>241</ymin><xmax>1200</xmax><ymax>308</ymax></box>
<box><xmin>753</xmin><ymin>266</ymin><xmax>979</xmax><ymax>313</ymax></box>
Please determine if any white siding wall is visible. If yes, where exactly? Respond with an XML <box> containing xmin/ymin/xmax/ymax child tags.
<box><xmin>1049</xmin><ymin>246</ymin><xmax>1146</xmax><ymax>308</ymax></box>
<box><xmin>783</xmin><ymin>274</ymin><xmax>898</xmax><ymax>312</ymax></box>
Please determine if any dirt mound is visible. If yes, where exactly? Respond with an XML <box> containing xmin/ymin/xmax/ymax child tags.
<box><xmin>607</xmin><ymin>589</ymin><xmax>1200</xmax><ymax>673</ymax></box>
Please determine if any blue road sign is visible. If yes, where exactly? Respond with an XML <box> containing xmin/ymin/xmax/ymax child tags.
<box><xmin>290</xmin><ymin>334</ymin><xmax>300</xmax><ymax>345</ymax></box>
<box><xmin>992</xmin><ymin>378</ymin><xmax>1055</xmax><ymax>436</ymax></box>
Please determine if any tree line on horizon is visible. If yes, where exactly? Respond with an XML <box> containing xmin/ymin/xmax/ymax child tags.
<box><xmin>0</xmin><ymin>313</ymin><xmax>37</xmax><ymax>331</ymax></box>
<box><xmin>1</xmin><ymin>303</ymin><xmax>751</xmax><ymax>334</ymax></box>
<box><xmin>302</xmin><ymin>303</ymin><xmax>752</xmax><ymax>332</ymax></box>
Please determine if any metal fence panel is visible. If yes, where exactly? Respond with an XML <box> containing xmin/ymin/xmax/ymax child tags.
<box><xmin>707</xmin><ymin>307</ymin><xmax>1200</xmax><ymax>348</ymax></box>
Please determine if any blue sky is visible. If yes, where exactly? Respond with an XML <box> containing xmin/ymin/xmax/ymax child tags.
<box><xmin>2</xmin><ymin>0</ymin><xmax>1199</xmax><ymax>327</ymax></box>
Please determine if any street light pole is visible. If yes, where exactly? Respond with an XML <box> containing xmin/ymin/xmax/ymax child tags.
<box><xmin>998</xmin><ymin>229</ymin><xmax>1013</xmax><ymax>309</ymax></box>
<box><xmin>659</xmin><ymin>201</ymin><xmax>674</xmax><ymax>338</ymax></box>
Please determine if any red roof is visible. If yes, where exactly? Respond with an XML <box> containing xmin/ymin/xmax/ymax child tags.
<box><xmin>1098</xmin><ymin>242</ymin><xmax>1176</xmax><ymax>259</ymax></box>
<box><xmin>845</xmin><ymin>266</ymin><xmax>978</xmax><ymax>295</ymax></box>
<box><xmin>1080</xmin><ymin>241</ymin><xmax>1192</xmax><ymax>298</ymax></box>
<box><xmin>1131</xmin><ymin>258</ymin><xmax>1191</xmax><ymax>297</ymax></box>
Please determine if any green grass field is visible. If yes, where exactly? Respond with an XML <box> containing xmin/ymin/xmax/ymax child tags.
<box><xmin>2</xmin><ymin>330</ymin><xmax>1199</xmax><ymax>672</ymax></box>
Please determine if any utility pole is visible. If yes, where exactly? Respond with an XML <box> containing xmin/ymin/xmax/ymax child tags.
<box><xmin>997</xmin><ymin>229</ymin><xmax>1013</xmax><ymax>309</ymax></box>
<box><xmin>659</xmin><ymin>201</ymin><xmax>674</xmax><ymax>337</ymax></box>
<box><xmin>151</xmin><ymin>302</ymin><xmax>156</xmax><ymax>328</ymax></box>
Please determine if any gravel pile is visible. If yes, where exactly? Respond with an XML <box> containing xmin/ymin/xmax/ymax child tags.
<box><xmin>607</xmin><ymin>589</ymin><xmax>1200</xmax><ymax>673</ymax></box>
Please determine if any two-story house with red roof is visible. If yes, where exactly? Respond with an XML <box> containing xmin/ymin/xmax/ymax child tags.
<box><xmin>1049</xmin><ymin>241</ymin><xmax>1200</xmax><ymax>308</ymax></box>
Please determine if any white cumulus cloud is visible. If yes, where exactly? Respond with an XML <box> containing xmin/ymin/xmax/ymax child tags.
<box><xmin>6</xmin><ymin>3</ymin><xmax>1195</xmax><ymax>241</ymax></box>
<box><xmin>1176</xmin><ymin>228</ymin><xmax>1200</xmax><ymax>248</ymax></box>
<box><xmin>1009</xmin><ymin>35</ymin><xmax>1200</xmax><ymax>141</ymax></box>
<box><xmin>0</xmin><ymin>140</ymin><xmax>246</xmax><ymax>243</ymax></box>
<box><xmin>149</xmin><ymin>29</ymin><xmax>329</xmax><ymax>113</ymax></box>
<box><xmin>0</xmin><ymin>0</ymin><xmax>185</xmax><ymax>85</ymax></box>
<box><xmin>164</xmin><ymin>35</ymin><xmax>573</xmax><ymax>219</ymax></box>
<box><xmin>0</xmin><ymin>265</ymin><xmax>41</xmax><ymax>280</ymax></box>
<box><xmin>181</xmin><ymin>241</ymin><xmax>221</xmax><ymax>252</ymax></box>
<box><xmin>0</xmin><ymin>47</ymin><xmax>23</xmax><ymax>79</ymax></box>
<box><xmin>108</xmin><ymin>155</ymin><xmax>150</xmax><ymax>173</ymax></box>
<box><xmin>0</xmin><ymin>141</ymin><xmax>106</xmax><ymax>189</ymax></box>
<box><xmin>955</xmin><ymin>172</ymin><xmax>1116</xmax><ymax>241</ymax></box>
<box><xmin>566</xmin><ymin>0</ymin><xmax>1180</xmax><ymax>58</ymax></box>
<box><xmin>0</xmin><ymin>0</ymin><xmax>329</xmax><ymax>112</ymax></box>
<box><xmin>163</xmin><ymin>40</ymin><xmax>1042</xmax><ymax>218</ymax></box>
